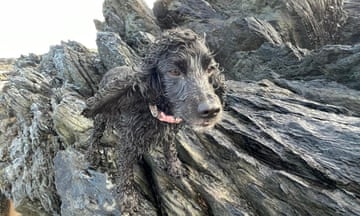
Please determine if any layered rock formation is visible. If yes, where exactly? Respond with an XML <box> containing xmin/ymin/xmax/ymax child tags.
<box><xmin>0</xmin><ymin>0</ymin><xmax>359</xmax><ymax>215</ymax></box>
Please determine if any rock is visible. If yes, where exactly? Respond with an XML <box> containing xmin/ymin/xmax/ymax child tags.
<box><xmin>96</xmin><ymin>31</ymin><xmax>137</xmax><ymax>70</ymax></box>
<box><xmin>341</xmin><ymin>0</ymin><xmax>360</xmax><ymax>44</ymax></box>
<box><xmin>226</xmin><ymin>42</ymin><xmax>308</xmax><ymax>81</ymax></box>
<box><xmin>274</xmin><ymin>79</ymin><xmax>360</xmax><ymax>116</ymax></box>
<box><xmin>291</xmin><ymin>44</ymin><xmax>360</xmax><ymax>90</ymax></box>
<box><xmin>100</xmin><ymin>0</ymin><xmax>160</xmax><ymax>49</ymax></box>
<box><xmin>1</xmin><ymin>60</ymin><xmax>61</xmax><ymax>215</ymax></box>
<box><xmin>154</xmin><ymin>0</ymin><xmax>347</xmax><ymax>49</ymax></box>
<box><xmin>153</xmin><ymin>0</ymin><xmax>353</xmax><ymax>80</ymax></box>
<box><xmin>0</xmin><ymin>58</ymin><xmax>15</xmax><ymax>73</ymax></box>
<box><xmin>39</xmin><ymin>41</ymin><xmax>105</xmax><ymax>97</ymax></box>
<box><xmin>0</xmin><ymin>42</ymin><xmax>104</xmax><ymax>216</ymax></box>
<box><xmin>54</xmin><ymin>148</ymin><xmax>120</xmax><ymax>216</ymax></box>
<box><xmin>227</xmin><ymin>43</ymin><xmax>360</xmax><ymax>91</ymax></box>
<box><xmin>0</xmin><ymin>0</ymin><xmax>360</xmax><ymax>215</ymax></box>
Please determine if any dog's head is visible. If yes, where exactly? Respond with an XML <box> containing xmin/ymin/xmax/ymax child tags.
<box><xmin>142</xmin><ymin>28</ymin><xmax>226</xmax><ymax>131</ymax></box>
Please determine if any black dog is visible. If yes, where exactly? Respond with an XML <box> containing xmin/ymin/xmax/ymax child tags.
<box><xmin>84</xmin><ymin>28</ymin><xmax>226</xmax><ymax>214</ymax></box>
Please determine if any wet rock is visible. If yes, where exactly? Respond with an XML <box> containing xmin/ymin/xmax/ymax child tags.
<box><xmin>39</xmin><ymin>41</ymin><xmax>105</xmax><ymax>97</ymax></box>
<box><xmin>54</xmin><ymin>148</ymin><xmax>120</xmax><ymax>216</ymax></box>
<box><xmin>274</xmin><ymin>79</ymin><xmax>360</xmax><ymax>116</ymax></box>
<box><xmin>96</xmin><ymin>31</ymin><xmax>137</xmax><ymax>70</ymax></box>
<box><xmin>226</xmin><ymin>43</ymin><xmax>360</xmax><ymax>91</ymax></box>
<box><xmin>341</xmin><ymin>0</ymin><xmax>360</xmax><ymax>44</ymax></box>
<box><xmin>0</xmin><ymin>42</ymin><xmax>103</xmax><ymax>216</ymax></box>
<box><xmin>100</xmin><ymin>0</ymin><xmax>160</xmax><ymax>48</ymax></box>
<box><xmin>153</xmin><ymin>0</ymin><xmax>351</xmax><ymax>79</ymax></box>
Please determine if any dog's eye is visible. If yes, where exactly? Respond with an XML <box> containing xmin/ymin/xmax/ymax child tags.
<box><xmin>168</xmin><ymin>70</ymin><xmax>181</xmax><ymax>77</ymax></box>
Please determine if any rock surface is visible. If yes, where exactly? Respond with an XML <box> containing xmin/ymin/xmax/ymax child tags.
<box><xmin>0</xmin><ymin>0</ymin><xmax>359</xmax><ymax>215</ymax></box>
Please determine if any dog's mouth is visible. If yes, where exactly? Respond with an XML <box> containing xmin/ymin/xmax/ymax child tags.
<box><xmin>149</xmin><ymin>104</ymin><xmax>182</xmax><ymax>124</ymax></box>
<box><xmin>149</xmin><ymin>104</ymin><xmax>221</xmax><ymax>129</ymax></box>
<box><xmin>194</xmin><ymin>119</ymin><xmax>218</xmax><ymax>129</ymax></box>
<box><xmin>200</xmin><ymin>121</ymin><xmax>212</xmax><ymax>127</ymax></box>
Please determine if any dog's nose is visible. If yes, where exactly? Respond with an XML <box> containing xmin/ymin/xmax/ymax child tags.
<box><xmin>197</xmin><ymin>102</ymin><xmax>221</xmax><ymax>118</ymax></box>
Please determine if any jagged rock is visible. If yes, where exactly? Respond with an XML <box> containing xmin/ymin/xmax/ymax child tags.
<box><xmin>226</xmin><ymin>42</ymin><xmax>308</xmax><ymax>81</ymax></box>
<box><xmin>100</xmin><ymin>0</ymin><xmax>160</xmax><ymax>48</ymax></box>
<box><xmin>341</xmin><ymin>0</ymin><xmax>360</xmax><ymax>44</ymax></box>
<box><xmin>154</xmin><ymin>0</ymin><xmax>347</xmax><ymax>48</ymax></box>
<box><xmin>0</xmin><ymin>58</ymin><xmax>15</xmax><ymax>73</ymax></box>
<box><xmin>274</xmin><ymin>79</ymin><xmax>360</xmax><ymax>116</ymax></box>
<box><xmin>227</xmin><ymin>43</ymin><xmax>360</xmax><ymax>90</ymax></box>
<box><xmin>153</xmin><ymin>0</ymin><xmax>352</xmax><ymax>80</ymax></box>
<box><xmin>39</xmin><ymin>41</ymin><xmax>105</xmax><ymax>96</ymax></box>
<box><xmin>0</xmin><ymin>41</ymin><xmax>104</xmax><ymax>216</ymax></box>
<box><xmin>0</xmin><ymin>0</ymin><xmax>359</xmax><ymax>216</ymax></box>
<box><xmin>54</xmin><ymin>148</ymin><xmax>120</xmax><ymax>216</ymax></box>
<box><xmin>1</xmin><ymin>57</ymin><xmax>60</xmax><ymax>215</ymax></box>
<box><xmin>290</xmin><ymin>44</ymin><xmax>360</xmax><ymax>90</ymax></box>
<box><xmin>96</xmin><ymin>31</ymin><xmax>137</xmax><ymax>70</ymax></box>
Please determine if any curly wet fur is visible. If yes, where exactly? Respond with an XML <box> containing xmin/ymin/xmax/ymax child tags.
<box><xmin>84</xmin><ymin>28</ymin><xmax>226</xmax><ymax>213</ymax></box>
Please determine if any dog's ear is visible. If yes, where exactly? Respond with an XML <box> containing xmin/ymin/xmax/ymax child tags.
<box><xmin>149</xmin><ymin>69</ymin><xmax>163</xmax><ymax>95</ymax></box>
<box><xmin>83</xmin><ymin>67</ymin><xmax>144</xmax><ymax>117</ymax></box>
<box><xmin>143</xmin><ymin>68</ymin><xmax>163</xmax><ymax>104</ymax></box>
<box><xmin>211</xmin><ymin>70</ymin><xmax>227</xmax><ymax>105</ymax></box>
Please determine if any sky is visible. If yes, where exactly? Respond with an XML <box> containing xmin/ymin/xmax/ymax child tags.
<box><xmin>0</xmin><ymin>0</ymin><xmax>155</xmax><ymax>58</ymax></box>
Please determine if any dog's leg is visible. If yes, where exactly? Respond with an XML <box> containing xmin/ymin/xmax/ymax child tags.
<box><xmin>113</xmin><ymin>146</ymin><xmax>139</xmax><ymax>214</ymax></box>
<box><xmin>163</xmin><ymin>138</ymin><xmax>186</xmax><ymax>178</ymax></box>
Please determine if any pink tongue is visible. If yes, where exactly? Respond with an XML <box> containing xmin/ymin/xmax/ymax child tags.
<box><xmin>158</xmin><ymin>112</ymin><xmax>182</xmax><ymax>124</ymax></box>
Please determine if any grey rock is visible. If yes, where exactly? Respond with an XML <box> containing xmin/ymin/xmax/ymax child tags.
<box><xmin>274</xmin><ymin>79</ymin><xmax>360</xmax><ymax>116</ymax></box>
<box><xmin>226</xmin><ymin>42</ymin><xmax>308</xmax><ymax>81</ymax></box>
<box><xmin>54</xmin><ymin>148</ymin><xmax>120</xmax><ymax>216</ymax></box>
<box><xmin>0</xmin><ymin>58</ymin><xmax>15</xmax><ymax>73</ymax></box>
<box><xmin>191</xmin><ymin>17</ymin><xmax>284</xmax><ymax>75</ymax></box>
<box><xmin>153</xmin><ymin>0</ymin><xmax>224</xmax><ymax>29</ymax></box>
<box><xmin>101</xmin><ymin>0</ymin><xmax>160</xmax><ymax>46</ymax></box>
<box><xmin>153</xmin><ymin>0</ymin><xmax>354</xmax><ymax>81</ymax></box>
<box><xmin>52</xmin><ymin>87</ymin><xmax>93</xmax><ymax>148</ymax></box>
<box><xmin>153</xmin><ymin>0</ymin><xmax>347</xmax><ymax>49</ymax></box>
<box><xmin>39</xmin><ymin>41</ymin><xmax>105</xmax><ymax>97</ymax></box>
<box><xmin>1</xmin><ymin>60</ymin><xmax>61</xmax><ymax>215</ymax></box>
<box><xmin>0</xmin><ymin>42</ymin><xmax>104</xmax><ymax>215</ymax></box>
<box><xmin>96</xmin><ymin>31</ymin><xmax>137</xmax><ymax>70</ymax></box>
<box><xmin>292</xmin><ymin>44</ymin><xmax>360</xmax><ymax>90</ymax></box>
<box><xmin>0</xmin><ymin>0</ymin><xmax>360</xmax><ymax>215</ymax></box>
<box><xmin>227</xmin><ymin>43</ymin><xmax>360</xmax><ymax>91</ymax></box>
<box><xmin>341</xmin><ymin>0</ymin><xmax>360</xmax><ymax>44</ymax></box>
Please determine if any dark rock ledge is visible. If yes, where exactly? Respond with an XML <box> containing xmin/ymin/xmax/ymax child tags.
<box><xmin>0</xmin><ymin>0</ymin><xmax>359</xmax><ymax>215</ymax></box>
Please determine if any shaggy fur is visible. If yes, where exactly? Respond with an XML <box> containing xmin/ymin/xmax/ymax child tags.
<box><xmin>84</xmin><ymin>28</ymin><xmax>226</xmax><ymax>213</ymax></box>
